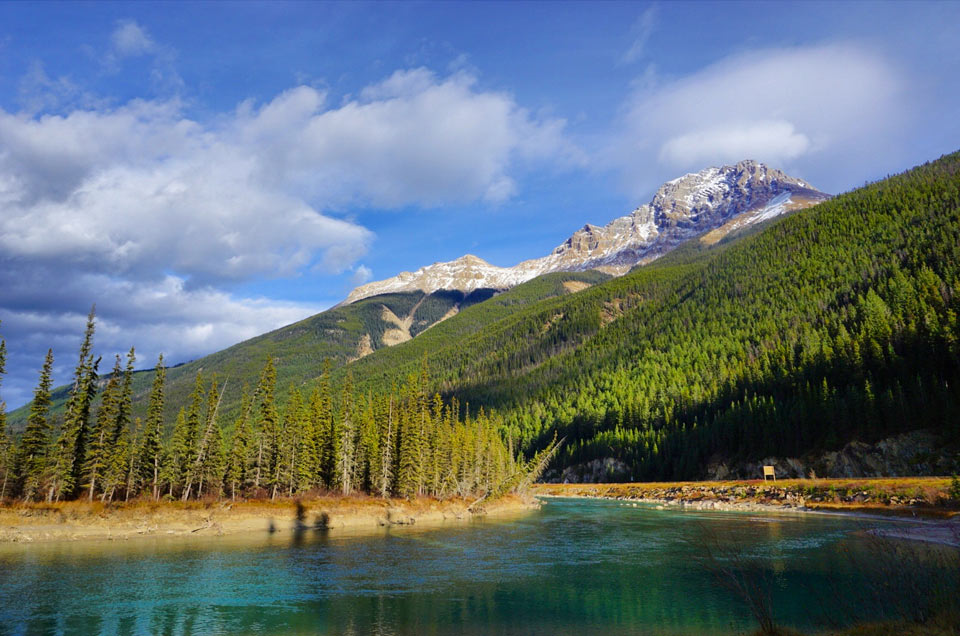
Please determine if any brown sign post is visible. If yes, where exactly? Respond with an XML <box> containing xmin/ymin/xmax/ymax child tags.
<box><xmin>763</xmin><ymin>465</ymin><xmax>776</xmax><ymax>481</ymax></box>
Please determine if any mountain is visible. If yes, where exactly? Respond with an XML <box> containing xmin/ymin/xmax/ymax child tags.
<box><xmin>344</xmin><ymin>160</ymin><xmax>829</xmax><ymax>304</ymax></box>
<box><xmin>336</xmin><ymin>152</ymin><xmax>960</xmax><ymax>480</ymax></box>
<box><xmin>11</xmin><ymin>153</ymin><xmax>958</xmax><ymax>484</ymax></box>
<box><xmin>6</xmin><ymin>271</ymin><xmax>610</xmax><ymax>432</ymax></box>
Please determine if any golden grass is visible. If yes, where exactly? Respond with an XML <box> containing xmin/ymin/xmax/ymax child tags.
<box><xmin>531</xmin><ymin>478</ymin><xmax>959</xmax><ymax>516</ymax></box>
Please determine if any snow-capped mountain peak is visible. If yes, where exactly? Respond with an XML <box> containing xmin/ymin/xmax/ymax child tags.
<box><xmin>343</xmin><ymin>160</ymin><xmax>829</xmax><ymax>304</ymax></box>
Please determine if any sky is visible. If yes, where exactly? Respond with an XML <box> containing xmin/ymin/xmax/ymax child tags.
<box><xmin>1</xmin><ymin>1</ymin><xmax>958</xmax><ymax>409</ymax></box>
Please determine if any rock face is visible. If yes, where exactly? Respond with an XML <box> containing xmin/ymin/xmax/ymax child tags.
<box><xmin>344</xmin><ymin>160</ymin><xmax>830</xmax><ymax>304</ymax></box>
<box><xmin>704</xmin><ymin>430</ymin><xmax>960</xmax><ymax>481</ymax></box>
<box><xmin>343</xmin><ymin>255</ymin><xmax>532</xmax><ymax>304</ymax></box>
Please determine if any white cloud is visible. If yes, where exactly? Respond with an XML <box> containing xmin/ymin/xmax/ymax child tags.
<box><xmin>613</xmin><ymin>43</ymin><xmax>907</xmax><ymax>195</ymax></box>
<box><xmin>0</xmin><ymin>274</ymin><xmax>323</xmax><ymax>409</ymax></box>
<box><xmin>350</xmin><ymin>265</ymin><xmax>373</xmax><ymax>286</ymax></box>
<box><xmin>659</xmin><ymin>120</ymin><xmax>810</xmax><ymax>167</ymax></box>
<box><xmin>0</xmin><ymin>66</ymin><xmax>574</xmax><ymax>407</ymax></box>
<box><xmin>111</xmin><ymin>20</ymin><xmax>156</xmax><ymax>57</ymax></box>
<box><xmin>103</xmin><ymin>20</ymin><xmax>183</xmax><ymax>94</ymax></box>
<box><xmin>622</xmin><ymin>6</ymin><xmax>658</xmax><ymax>64</ymax></box>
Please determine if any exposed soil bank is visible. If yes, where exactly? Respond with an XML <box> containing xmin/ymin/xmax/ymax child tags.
<box><xmin>533</xmin><ymin>479</ymin><xmax>960</xmax><ymax>547</ymax></box>
<box><xmin>0</xmin><ymin>494</ymin><xmax>538</xmax><ymax>544</ymax></box>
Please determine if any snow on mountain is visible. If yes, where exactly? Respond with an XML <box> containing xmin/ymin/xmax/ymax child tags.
<box><xmin>343</xmin><ymin>160</ymin><xmax>830</xmax><ymax>304</ymax></box>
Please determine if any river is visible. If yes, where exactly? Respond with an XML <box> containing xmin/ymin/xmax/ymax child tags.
<box><xmin>0</xmin><ymin>497</ymin><xmax>947</xmax><ymax>635</ymax></box>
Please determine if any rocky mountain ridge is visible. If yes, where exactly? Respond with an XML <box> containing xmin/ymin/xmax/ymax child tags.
<box><xmin>344</xmin><ymin>160</ymin><xmax>830</xmax><ymax>304</ymax></box>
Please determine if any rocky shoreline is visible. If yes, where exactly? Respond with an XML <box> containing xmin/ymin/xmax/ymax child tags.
<box><xmin>534</xmin><ymin>478</ymin><xmax>959</xmax><ymax>511</ymax></box>
<box><xmin>534</xmin><ymin>480</ymin><xmax>960</xmax><ymax>547</ymax></box>
<box><xmin>0</xmin><ymin>494</ymin><xmax>539</xmax><ymax>544</ymax></box>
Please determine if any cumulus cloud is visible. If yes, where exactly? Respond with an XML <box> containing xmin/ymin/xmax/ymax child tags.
<box><xmin>614</xmin><ymin>43</ymin><xmax>907</xmax><ymax>195</ymax></box>
<box><xmin>0</xmin><ymin>273</ymin><xmax>322</xmax><ymax>409</ymax></box>
<box><xmin>0</xmin><ymin>65</ymin><xmax>573</xmax><ymax>407</ymax></box>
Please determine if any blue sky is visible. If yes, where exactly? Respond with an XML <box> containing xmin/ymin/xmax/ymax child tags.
<box><xmin>1</xmin><ymin>1</ymin><xmax>958</xmax><ymax>408</ymax></box>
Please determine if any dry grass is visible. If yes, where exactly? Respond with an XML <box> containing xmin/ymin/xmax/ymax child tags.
<box><xmin>532</xmin><ymin>478</ymin><xmax>958</xmax><ymax>514</ymax></box>
<box><xmin>0</xmin><ymin>493</ymin><xmax>536</xmax><ymax>543</ymax></box>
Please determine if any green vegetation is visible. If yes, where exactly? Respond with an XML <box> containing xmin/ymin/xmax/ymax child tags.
<box><xmin>338</xmin><ymin>152</ymin><xmax>960</xmax><ymax>480</ymax></box>
<box><xmin>0</xmin><ymin>316</ymin><xmax>556</xmax><ymax>502</ymax></box>
<box><xmin>7</xmin><ymin>273</ymin><xmax>606</xmax><ymax>439</ymax></box>
<box><xmin>4</xmin><ymin>151</ymin><xmax>960</xmax><ymax>485</ymax></box>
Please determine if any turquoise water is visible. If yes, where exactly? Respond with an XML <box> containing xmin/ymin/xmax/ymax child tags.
<box><xmin>0</xmin><ymin>498</ymin><xmax>936</xmax><ymax>635</ymax></box>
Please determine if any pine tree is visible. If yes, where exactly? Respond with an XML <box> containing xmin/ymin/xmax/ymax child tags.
<box><xmin>280</xmin><ymin>388</ymin><xmax>306</xmax><ymax>496</ymax></box>
<box><xmin>358</xmin><ymin>394</ymin><xmax>379</xmax><ymax>492</ymax></box>
<box><xmin>160</xmin><ymin>408</ymin><xmax>189</xmax><ymax>498</ymax></box>
<box><xmin>85</xmin><ymin>356</ymin><xmax>121</xmax><ymax>501</ymax></box>
<box><xmin>336</xmin><ymin>373</ymin><xmax>356</xmax><ymax>495</ymax></box>
<box><xmin>378</xmin><ymin>393</ymin><xmax>395</xmax><ymax>498</ymax></box>
<box><xmin>57</xmin><ymin>306</ymin><xmax>99</xmax><ymax>500</ymax></box>
<box><xmin>182</xmin><ymin>376</ymin><xmax>225</xmax><ymax>501</ymax></box>
<box><xmin>18</xmin><ymin>349</ymin><xmax>55</xmax><ymax>501</ymax></box>
<box><xmin>125</xmin><ymin>417</ymin><xmax>142</xmax><ymax>502</ymax></box>
<box><xmin>293</xmin><ymin>389</ymin><xmax>317</xmax><ymax>494</ymax></box>
<box><xmin>226</xmin><ymin>387</ymin><xmax>253</xmax><ymax>500</ymax></box>
<box><xmin>100</xmin><ymin>349</ymin><xmax>136</xmax><ymax>502</ymax></box>
<box><xmin>255</xmin><ymin>359</ymin><xmax>279</xmax><ymax>496</ymax></box>
<box><xmin>0</xmin><ymin>332</ymin><xmax>12</xmax><ymax>500</ymax></box>
<box><xmin>314</xmin><ymin>360</ymin><xmax>334</xmax><ymax>489</ymax></box>
<box><xmin>140</xmin><ymin>355</ymin><xmax>166</xmax><ymax>500</ymax></box>
<box><xmin>396</xmin><ymin>378</ymin><xmax>422</xmax><ymax>499</ymax></box>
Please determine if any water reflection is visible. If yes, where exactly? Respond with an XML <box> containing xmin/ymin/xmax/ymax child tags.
<box><xmin>0</xmin><ymin>499</ymin><xmax>937</xmax><ymax>636</ymax></box>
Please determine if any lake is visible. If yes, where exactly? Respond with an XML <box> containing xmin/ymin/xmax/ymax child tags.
<box><xmin>0</xmin><ymin>497</ymin><xmax>943</xmax><ymax>635</ymax></box>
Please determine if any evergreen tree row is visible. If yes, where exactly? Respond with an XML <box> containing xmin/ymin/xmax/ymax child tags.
<box><xmin>0</xmin><ymin>313</ymin><xmax>540</xmax><ymax>503</ymax></box>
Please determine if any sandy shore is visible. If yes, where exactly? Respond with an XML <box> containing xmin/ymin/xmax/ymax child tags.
<box><xmin>0</xmin><ymin>494</ymin><xmax>539</xmax><ymax>544</ymax></box>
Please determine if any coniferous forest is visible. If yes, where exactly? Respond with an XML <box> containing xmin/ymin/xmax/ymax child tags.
<box><xmin>336</xmin><ymin>151</ymin><xmax>960</xmax><ymax>479</ymax></box>
<box><xmin>0</xmin><ymin>310</ymin><xmax>554</xmax><ymax>503</ymax></box>
<box><xmin>2</xmin><ymin>152</ymin><xmax>959</xmax><ymax>492</ymax></box>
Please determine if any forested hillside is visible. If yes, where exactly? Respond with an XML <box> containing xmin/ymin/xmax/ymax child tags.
<box><xmin>5</xmin><ymin>152</ymin><xmax>959</xmax><ymax>485</ymax></box>
<box><xmin>338</xmin><ymin>152</ymin><xmax>960</xmax><ymax>480</ymax></box>
<box><xmin>6</xmin><ymin>272</ymin><xmax>608</xmax><ymax>434</ymax></box>
<box><xmin>5</xmin><ymin>287</ymin><xmax>499</xmax><ymax>431</ymax></box>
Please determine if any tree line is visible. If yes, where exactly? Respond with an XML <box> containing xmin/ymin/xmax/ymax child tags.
<box><xmin>0</xmin><ymin>310</ymin><xmax>554</xmax><ymax>503</ymax></box>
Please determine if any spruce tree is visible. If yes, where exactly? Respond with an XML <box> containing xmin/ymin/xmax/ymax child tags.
<box><xmin>57</xmin><ymin>306</ymin><xmax>99</xmax><ymax>500</ymax></box>
<box><xmin>313</xmin><ymin>360</ymin><xmax>334</xmax><ymax>488</ymax></box>
<box><xmin>161</xmin><ymin>408</ymin><xmax>189</xmax><ymax>498</ymax></box>
<box><xmin>226</xmin><ymin>387</ymin><xmax>253</xmax><ymax>500</ymax></box>
<box><xmin>85</xmin><ymin>356</ymin><xmax>121</xmax><ymax>501</ymax></box>
<box><xmin>396</xmin><ymin>386</ymin><xmax>420</xmax><ymax>499</ymax></box>
<box><xmin>0</xmin><ymin>333</ymin><xmax>12</xmax><ymax>499</ymax></box>
<box><xmin>140</xmin><ymin>355</ymin><xmax>166</xmax><ymax>500</ymax></box>
<box><xmin>253</xmin><ymin>357</ymin><xmax>280</xmax><ymax>488</ymax></box>
<box><xmin>279</xmin><ymin>388</ymin><xmax>304</xmax><ymax>496</ymax></box>
<box><xmin>336</xmin><ymin>373</ymin><xmax>356</xmax><ymax>495</ymax></box>
<box><xmin>292</xmin><ymin>389</ymin><xmax>316</xmax><ymax>494</ymax></box>
<box><xmin>377</xmin><ymin>393</ymin><xmax>395</xmax><ymax>498</ymax></box>
<box><xmin>182</xmin><ymin>376</ymin><xmax>225</xmax><ymax>501</ymax></box>
<box><xmin>255</xmin><ymin>359</ymin><xmax>279</xmax><ymax>496</ymax></box>
<box><xmin>18</xmin><ymin>349</ymin><xmax>55</xmax><ymax>501</ymax></box>
<box><xmin>101</xmin><ymin>348</ymin><xmax>135</xmax><ymax>502</ymax></box>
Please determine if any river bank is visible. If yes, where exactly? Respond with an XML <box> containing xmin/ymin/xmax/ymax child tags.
<box><xmin>533</xmin><ymin>479</ymin><xmax>960</xmax><ymax>547</ymax></box>
<box><xmin>0</xmin><ymin>493</ymin><xmax>538</xmax><ymax>543</ymax></box>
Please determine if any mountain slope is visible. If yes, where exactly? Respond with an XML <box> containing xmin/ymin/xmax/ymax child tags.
<box><xmin>6</xmin><ymin>288</ymin><xmax>485</xmax><ymax>430</ymax></box>
<box><xmin>6</xmin><ymin>272</ymin><xmax>609</xmax><ymax>432</ymax></box>
<box><xmin>335</xmin><ymin>152</ymin><xmax>960</xmax><ymax>480</ymax></box>
<box><xmin>345</xmin><ymin>160</ymin><xmax>829</xmax><ymax>303</ymax></box>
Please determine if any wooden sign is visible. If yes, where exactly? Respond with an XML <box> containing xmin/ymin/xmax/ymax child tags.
<box><xmin>763</xmin><ymin>465</ymin><xmax>776</xmax><ymax>481</ymax></box>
